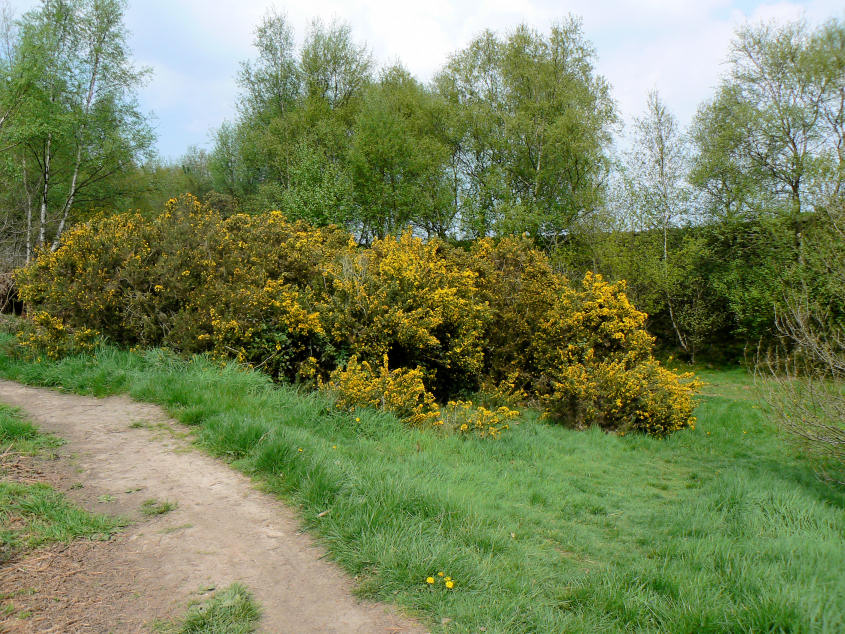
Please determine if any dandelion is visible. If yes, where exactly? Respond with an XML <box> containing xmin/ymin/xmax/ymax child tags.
<box><xmin>298</xmin><ymin>448</ymin><xmax>303</xmax><ymax>452</ymax></box>
<box><xmin>426</xmin><ymin>577</ymin><xmax>435</xmax><ymax>584</ymax></box>
<box><xmin>355</xmin><ymin>417</ymin><xmax>360</xmax><ymax>422</ymax></box>
<box><xmin>445</xmin><ymin>580</ymin><xmax>454</xmax><ymax>589</ymax></box>
<box><xmin>438</xmin><ymin>572</ymin><xmax>444</xmax><ymax>577</ymax></box>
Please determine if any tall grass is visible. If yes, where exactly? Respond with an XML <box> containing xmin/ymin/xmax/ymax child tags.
<box><xmin>0</xmin><ymin>338</ymin><xmax>842</xmax><ymax>632</ymax></box>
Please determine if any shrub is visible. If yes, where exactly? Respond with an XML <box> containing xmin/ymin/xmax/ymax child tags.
<box><xmin>440</xmin><ymin>400</ymin><xmax>520</xmax><ymax>438</ymax></box>
<box><xmin>321</xmin><ymin>230</ymin><xmax>489</xmax><ymax>398</ymax></box>
<box><xmin>462</xmin><ymin>236</ymin><xmax>563</xmax><ymax>387</ymax></box>
<box><xmin>464</xmin><ymin>241</ymin><xmax>700</xmax><ymax>435</ymax></box>
<box><xmin>325</xmin><ymin>355</ymin><xmax>441</xmax><ymax>427</ymax></box>
<box><xmin>14</xmin><ymin>196</ymin><xmax>700</xmax><ymax>437</ymax></box>
<box><xmin>529</xmin><ymin>273</ymin><xmax>699</xmax><ymax>434</ymax></box>
<box><xmin>16</xmin><ymin>312</ymin><xmax>100</xmax><ymax>360</ymax></box>
<box><xmin>15</xmin><ymin>213</ymin><xmax>150</xmax><ymax>343</ymax></box>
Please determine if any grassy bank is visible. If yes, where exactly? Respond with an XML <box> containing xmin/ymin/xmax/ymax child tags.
<box><xmin>0</xmin><ymin>337</ymin><xmax>842</xmax><ymax>632</ymax></box>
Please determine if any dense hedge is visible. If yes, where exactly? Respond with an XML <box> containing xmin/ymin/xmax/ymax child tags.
<box><xmin>15</xmin><ymin>195</ymin><xmax>699</xmax><ymax>436</ymax></box>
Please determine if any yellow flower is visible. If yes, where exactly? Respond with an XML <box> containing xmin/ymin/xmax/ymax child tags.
<box><xmin>445</xmin><ymin>580</ymin><xmax>454</xmax><ymax>589</ymax></box>
<box><xmin>438</xmin><ymin>572</ymin><xmax>444</xmax><ymax>577</ymax></box>
<box><xmin>426</xmin><ymin>577</ymin><xmax>434</xmax><ymax>584</ymax></box>
<box><xmin>444</xmin><ymin>576</ymin><xmax>451</xmax><ymax>582</ymax></box>
<box><xmin>355</xmin><ymin>417</ymin><xmax>361</xmax><ymax>422</ymax></box>
<box><xmin>298</xmin><ymin>448</ymin><xmax>303</xmax><ymax>452</ymax></box>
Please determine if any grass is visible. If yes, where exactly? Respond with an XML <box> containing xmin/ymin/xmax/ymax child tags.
<box><xmin>0</xmin><ymin>405</ymin><xmax>125</xmax><ymax>562</ymax></box>
<box><xmin>0</xmin><ymin>403</ymin><xmax>63</xmax><ymax>455</ymax></box>
<box><xmin>0</xmin><ymin>336</ymin><xmax>843</xmax><ymax>632</ymax></box>
<box><xmin>141</xmin><ymin>498</ymin><xmax>178</xmax><ymax>516</ymax></box>
<box><xmin>156</xmin><ymin>583</ymin><xmax>261</xmax><ymax>633</ymax></box>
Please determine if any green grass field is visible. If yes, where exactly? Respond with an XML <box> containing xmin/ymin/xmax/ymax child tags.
<box><xmin>0</xmin><ymin>337</ymin><xmax>842</xmax><ymax>632</ymax></box>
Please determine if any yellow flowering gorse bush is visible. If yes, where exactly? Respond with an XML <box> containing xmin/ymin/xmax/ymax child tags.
<box><xmin>440</xmin><ymin>400</ymin><xmax>520</xmax><ymax>438</ymax></box>
<box><xmin>322</xmin><ymin>231</ymin><xmax>488</xmax><ymax>397</ymax></box>
<box><xmin>15</xmin><ymin>194</ymin><xmax>700</xmax><ymax>437</ymax></box>
<box><xmin>16</xmin><ymin>311</ymin><xmax>100</xmax><ymax>360</ymax></box>
<box><xmin>326</xmin><ymin>355</ymin><xmax>441</xmax><ymax>427</ymax></box>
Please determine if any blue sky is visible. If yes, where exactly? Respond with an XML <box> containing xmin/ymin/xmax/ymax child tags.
<box><xmin>6</xmin><ymin>0</ymin><xmax>844</xmax><ymax>160</ymax></box>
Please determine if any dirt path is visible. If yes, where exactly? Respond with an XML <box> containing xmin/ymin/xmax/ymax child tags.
<box><xmin>0</xmin><ymin>380</ymin><xmax>425</xmax><ymax>633</ymax></box>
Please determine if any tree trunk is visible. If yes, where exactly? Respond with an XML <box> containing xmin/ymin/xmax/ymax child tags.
<box><xmin>22</xmin><ymin>155</ymin><xmax>33</xmax><ymax>264</ymax></box>
<box><xmin>39</xmin><ymin>135</ymin><xmax>52</xmax><ymax>248</ymax></box>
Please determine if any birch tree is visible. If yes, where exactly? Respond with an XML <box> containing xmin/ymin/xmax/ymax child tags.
<box><xmin>6</xmin><ymin>0</ymin><xmax>152</xmax><ymax>260</ymax></box>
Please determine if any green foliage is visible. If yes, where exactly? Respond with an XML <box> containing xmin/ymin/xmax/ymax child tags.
<box><xmin>349</xmin><ymin>66</ymin><xmax>453</xmax><ymax>240</ymax></box>
<box><xmin>435</xmin><ymin>19</ymin><xmax>616</xmax><ymax>241</ymax></box>
<box><xmin>205</xmin><ymin>16</ymin><xmax>615</xmax><ymax>250</ymax></box>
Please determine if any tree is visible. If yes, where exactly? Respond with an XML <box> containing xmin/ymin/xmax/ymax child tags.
<box><xmin>348</xmin><ymin>66</ymin><xmax>452</xmax><ymax>240</ymax></box>
<box><xmin>691</xmin><ymin>19</ymin><xmax>844</xmax><ymax>225</ymax></box>
<box><xmin>626</xmin><ymin>91</ymin><xmax>701</xmax><ymax>356</ymax></box>
<box><xmin>689</xmin><ymin>18</ymin><xmax>844</xmax><ymax>345</ymax></box>
<box><xmin>0</xmin><ymin>2</ymin><xmax>28</xmax><ymax>144</ymax></box>
<box><xmin>236</xmin><ymin>9</ymin><xmax>300</xmax><ymax>125</ymax></box>
<box><xmin>3</xmin><ymin>0</ymin><xmax>153</xmax><ymax>263</ymax></box>
<box><xmin>301</xmin><ymin>18</ymin><xmax>373</xmax><ymax>111</ymax></box>
<box><xmin>435</xmin><ymin>18</ymin><xmax>615</xmax><ymax>242</ymax></box>
<box><xmin>217</xmin><ymin>15</ymin><xmax>373</xmax><ymax>216</ymax></box>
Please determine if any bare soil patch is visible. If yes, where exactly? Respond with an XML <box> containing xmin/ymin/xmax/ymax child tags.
<box><xmin>0</xmin><ymin>380</ymin><xmax>424</xmax><ymax>633</ymax></box>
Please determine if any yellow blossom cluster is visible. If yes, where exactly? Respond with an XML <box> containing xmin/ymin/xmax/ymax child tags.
<box><xmin>425</xmin><ymin>571</ymin><xmax>456</xmax><ymax>589</ymax></box>
<box><xmin>325</xmin><ymin>355</ymin><xmax>441</xmax><ymax>427</ymax></box>
<box><xmin>321</xmin><ymin>230</ymin><xmax>488</xmax><ymax>397</ymax></box>
<box><xmin>440</xmin><ymin>400</ymin><xmax>519</xmax><ymax>438</ymax></box>
<box><xmin>16</xmin><ymin>311</ymin><xmax>99</xmax><ymax>360</ymax></box>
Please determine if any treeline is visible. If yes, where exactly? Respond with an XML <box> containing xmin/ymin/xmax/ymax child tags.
<box><xmin>194</xmin><ymin>12</ymin><xmax>845</xmax><ymax>362</ymax></box>
<box><xmin>1</xmin><ymin>2</ymin><xmax>843</xmax><ymax>361</ymax></box>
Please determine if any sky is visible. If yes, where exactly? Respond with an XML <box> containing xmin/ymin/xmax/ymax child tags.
<box><xmin>6</xmin><ymin>0</ymin><xmax>845</xmax><ymax>160</ymax></box>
